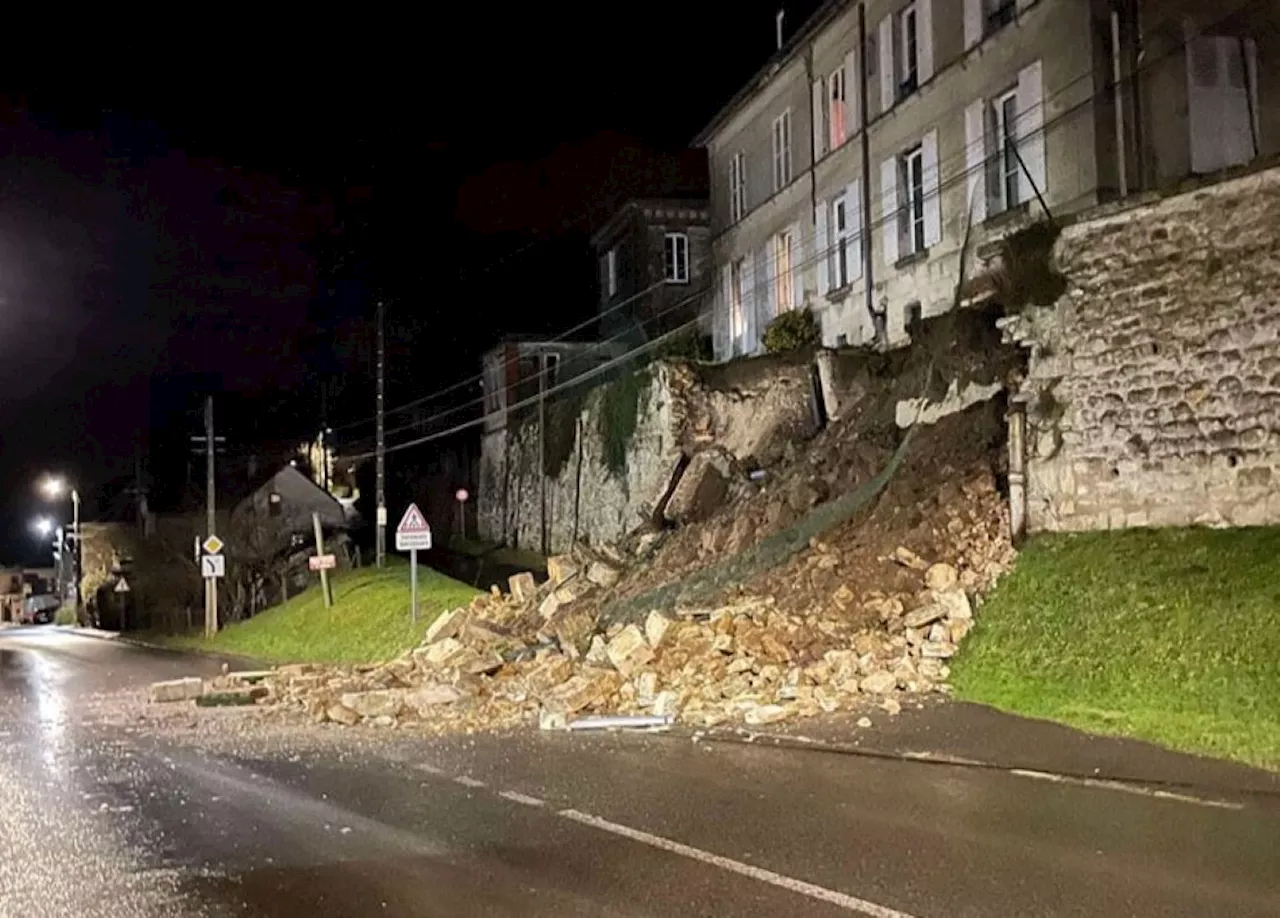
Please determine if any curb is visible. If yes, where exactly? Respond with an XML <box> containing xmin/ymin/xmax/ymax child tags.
<box><xmin>54</xmin><ymin>626</ymin><xmax>262</xmax><ymax>668</ymax></box>
<box><xmin>677</xmin><ymin>726</ymin><xmax>1280</xmax><ymax>806</ymax></box>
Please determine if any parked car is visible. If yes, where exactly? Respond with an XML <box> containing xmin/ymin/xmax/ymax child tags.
<box><xmin>20</xmin><ymin>594</ymin><xmax>61</xmax><ymax>625</ymax></box>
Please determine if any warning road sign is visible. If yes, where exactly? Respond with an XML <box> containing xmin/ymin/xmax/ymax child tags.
<box><xmin>395</xmin><ymin>503</ymin><xmax>432</xmax><ymax>551</ymax></box>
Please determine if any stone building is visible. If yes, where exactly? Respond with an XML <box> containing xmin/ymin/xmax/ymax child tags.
<box><xmin>592</xmin><ymin>197</ymin><xmax>712</xmax><ymax>347</ymax></box>
<box><xmin>695</xmin><ymin>0</ymin><xmax>1278</xmax><ymax>359</ymax></box>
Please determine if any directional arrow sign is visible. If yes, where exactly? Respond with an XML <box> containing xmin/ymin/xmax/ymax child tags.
<box><xmin>201</xmin><ymin>554</ymin><xmax>226</xmax><ymax>579</ymax></box>
<box><xmin>395</xmin><ymin>503</ymin><xmax>432</xmax><ymax>551</ymax></box>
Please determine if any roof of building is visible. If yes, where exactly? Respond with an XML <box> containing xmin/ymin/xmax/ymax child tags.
<box><xmin>692</xmin><ymin>0</ymin><xmax>850</xmax><ymax>147</ymax></box>
<box><xmin>590</xmin><ymin>197</ymin><xmax>711</xmax><ymax>249</ymax></box>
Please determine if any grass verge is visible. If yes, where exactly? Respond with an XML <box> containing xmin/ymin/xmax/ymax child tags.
<box><xmin>951</xmin><ymin>527</ymin><xmax>1280</xmax><ymax>770</ymax></box>
<box><xmin>154</xmin><ymin>561</ymin><xmax>479</xmax><ymax>665</ymax></box>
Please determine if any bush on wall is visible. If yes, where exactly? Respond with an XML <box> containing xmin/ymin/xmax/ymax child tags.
<box><xmin>763</xmin><ymin>308</ymin><xmax>820</xmax><ymax>354</ymax></box>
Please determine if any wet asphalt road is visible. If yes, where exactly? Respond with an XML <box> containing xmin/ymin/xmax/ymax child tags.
<box><xmin>1</xmin><ymin>626</ymin><xmax>1277</xmax><ymax>918</ymax></box>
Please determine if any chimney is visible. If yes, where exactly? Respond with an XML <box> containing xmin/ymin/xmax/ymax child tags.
<box><xmin>776</xmin><ymin>9</ymin><xmax>786</xmax><ymax>50</ymax></box>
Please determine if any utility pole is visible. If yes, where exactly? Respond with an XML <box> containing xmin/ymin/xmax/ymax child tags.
<box><xmin>375</xmin><ymin>299</ymin><xmax>387</xmax><ymax>568</ymax></box>
<box><xmin>204</xmin><ymin>395</ymin><xmax>218</xmax><ymax>636</ymax></box>
<box><xmin>538</xmin><ymin>352</ymin><xmax>548</xmax><ymax>556</ymax></box>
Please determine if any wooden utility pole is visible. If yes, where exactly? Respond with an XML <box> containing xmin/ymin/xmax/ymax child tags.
<box><xmin>204</xmin><ymin>396</ymin><xmax>218</xmax><ymax>637</ymax></box>
<box><xmin>538</xmin><ymin>352</ymin><xmax>548</xmax><ymax>557</ymax></box>
<box><xmin>312</xmin><ymin>512</ymin><xmax>333</xmax><ymax>608</ymax></box>
<box><xmin>375</xmin><ymin>299</ymin><xmax>387</xmax><ymax>568</ymax></box>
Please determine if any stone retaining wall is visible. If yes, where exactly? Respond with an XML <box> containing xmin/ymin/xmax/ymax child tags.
<box><xmin>1005</xmin><ymin>167</ymin><xmax>1280</xmax><ymax>531</ymax></box>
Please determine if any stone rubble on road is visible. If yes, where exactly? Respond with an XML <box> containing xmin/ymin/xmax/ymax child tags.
<box><xmin>160</xmin><ymin>500</ymin><xmax>1012</xmax><ymax>735</ymax></box>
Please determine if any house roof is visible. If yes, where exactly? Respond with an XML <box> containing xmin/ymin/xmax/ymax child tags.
<box><xmin>692</xmin><ymin>0</ymin><xmax>851</xmax><ymax>147</ymax></box>
<box><xmin>233</xmin><ymin>464</ymin><xmax>346</xmax><ymax>519</ymax></box>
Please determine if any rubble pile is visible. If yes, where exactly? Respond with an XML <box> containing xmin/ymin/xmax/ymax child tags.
<box><xmin>242</xmin><ymin>522</ymin><xmax>1006</xmax><ymax>732</ymax></box>
<box><xmin>156</xmin><ymin>406</ymin><xmax>1016</xmax><ymax>735</ymax></box>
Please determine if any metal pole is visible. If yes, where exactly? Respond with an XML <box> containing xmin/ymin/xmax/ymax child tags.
<box><xmin>72</xmin><ymin>490</ymin><xmax>82</xmax><ymax>623</ymax></box>
<box><xmin>312</xmin><ymin>511</ymin><xmax>333</xmax><ymax>608</ymax></box>
<box><xmin>205</xmin><ymin>395</ymin><xmax>218</xmax><ymax>637</ymax></box>
<box><xmin>410</xmin><ymin>549</ymin><xmax>418</xmax><ymax>624</ymax></box>
<box><xmin>1111</xmin><ymin>9</ymin><xmax>1128</xmax><ymax>199</ymax></box>
<box><xmin>858</xmin><ymin>2</ymin><xmax>878</xmax><ymax>343</ymax></box>
<box><xmin>375</xmin><ymin>299</ymin><xmax>387</xmax><ymax>568</ymax></box>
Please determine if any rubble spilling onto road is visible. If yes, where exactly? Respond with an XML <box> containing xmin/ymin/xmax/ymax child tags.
<box><xmin>153</xmin><ymin>407</ymin><xmax>1015</xmax><ymax>734</ymax></box>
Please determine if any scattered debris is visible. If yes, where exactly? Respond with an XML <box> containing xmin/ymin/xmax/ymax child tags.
<box><xmin>150</xmin><ymin>678</ymin><xmax>204</xmax><ymax>704</ymax></box>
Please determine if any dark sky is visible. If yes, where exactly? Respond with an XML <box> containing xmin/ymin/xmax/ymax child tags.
<box><xmin>0</xmin><ymin>2</ymin><xmax>824</xmax><ymax>563</ymax></box>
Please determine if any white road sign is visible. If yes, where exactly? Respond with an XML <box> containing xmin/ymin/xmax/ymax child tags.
<box><xmin>201</xmin><ymin>554</ymin><xmax>226</xmax><ymax>579</ymax></box>
<box><xmin>395</xmin><ymin>503</ymin><xmax>433</xmax><ymax>551</ymax></box>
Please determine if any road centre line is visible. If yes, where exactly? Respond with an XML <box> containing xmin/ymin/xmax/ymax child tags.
<box><xmin>557</xmin><ymin>808</ymin><xmax>921</xmax><ymax>918</ymax></box>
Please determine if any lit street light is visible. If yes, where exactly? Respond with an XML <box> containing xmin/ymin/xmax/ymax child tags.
<box><xmin>32</xmin><ymin>517</ymin><xmax>53</xmax><ymax>537</ymax></box>
<box><xmin>39</xmin><ymin>475</ymin><xmax>82</xmax><ymax>621</ymax></box>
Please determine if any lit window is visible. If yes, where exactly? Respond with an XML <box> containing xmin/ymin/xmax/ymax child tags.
<box><xmin>664</xmin><ymin>233</ymin><xmax>689</xmax><ymax>283</ymax></box>
<box><xmin>771</xmin><ymin>111</ymin><xmax>792</xmax><ymax>192</ymax></box>
<box><xmin>773</xmin><ymin>230</ymin><xmax>794</xmax><ymax>313</ymax></box>
<box><xmin>729</xmin><ymin>258</ymin><xmax>746</xmax><ymax>351</ymax></box>
<box><xmin>828</xmin><ymin>67</ymin><xmax>847</xmax><ymax>148</ymax></box>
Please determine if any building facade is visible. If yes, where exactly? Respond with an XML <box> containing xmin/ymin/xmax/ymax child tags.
<box><xmin>592</xmin><ymin>198</ymin><xmax>712</xmax><ymax>347</ymax></box>
<box><xmin>481</xmin><ymin>338</ymin><xmax>629</xmax><ymax>434</ymax></box>
<box><xmin>696</xmin><ymin>0</ymin><xmax>1278</xmax><ymax>360</ymax></box>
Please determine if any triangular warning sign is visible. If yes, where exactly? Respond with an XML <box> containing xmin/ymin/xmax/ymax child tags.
<box><xmin>396</xmin><ymin>503</ymin><xmax>429</xmax><ymax>534</ymax></box>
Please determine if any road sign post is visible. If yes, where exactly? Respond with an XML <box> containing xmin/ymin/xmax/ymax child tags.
<box><xmin>395</xmin><ymin>503</ymin><xmax>432</xmax><ymax>624</ymax></box>
<box><xmin>312</xmin><ymin>512</ymin><xmax>334</xmax><ymax>609</ymax></box>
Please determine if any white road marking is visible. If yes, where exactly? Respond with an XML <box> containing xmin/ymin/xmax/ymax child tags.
<box><xmin>557</xmin><ymin>809</ymin><xmax>920</xmax><ymax>918</ymax></box>
<box><xmin>453</xmin><ymin>775</ymin><xmax>486</xmax><ymax>788</ymax></box>
<box><xmin>1009</xmin><ymin>769</ymin><xmax>1243</xmax><ymax>810</ymax></box>
<box><xmin>414</xmin><ymin>763</ymin><xmax>444</xmax><ymax>775</ymax></box>
<box><xmin>497</xmin><ymin>790</ymin><xmax>546</xmax><ymax>808</ymax></box>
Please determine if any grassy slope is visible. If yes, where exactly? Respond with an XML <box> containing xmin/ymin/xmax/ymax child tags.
<box><xmin>161</xmin><ymin>562</ymin><xmax>478</xmax><ymax>664</ymax></box>
<box><xmin>952</xmin><ymin>527</ymin><xmax>1280</xmax><ymax>770</ymax></box>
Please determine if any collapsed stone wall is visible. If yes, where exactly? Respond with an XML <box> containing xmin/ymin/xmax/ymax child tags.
<box><xmin>477</xmin><ymin>358</ymin><xmax>818</xmax><ymax>554</ymax></box>
<box><xmin>1004</xmin><ymin>167</ymin><xmax>1280</xmax><ymax>531</ymax></box>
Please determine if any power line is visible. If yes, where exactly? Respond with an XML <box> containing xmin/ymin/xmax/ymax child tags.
<box><xmin>325</xmin><ymin>6</ymin><xmax>1251</xmax><ymax>462</ymax></box>
<box><xmin>327</xmin><ymin>277</ymin><xmax>671</xmax><ymax>435</ymax></box>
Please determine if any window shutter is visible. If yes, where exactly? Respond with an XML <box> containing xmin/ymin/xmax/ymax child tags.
<box><xmin>847</xmin><ymin>180</ymin><xmax>864</xmax><ymax>282</ymax></box>
<box><xmin>845</xmin><ymin>48</ymin><xmax>861</xmax><ymax>130</ymax></box>
<box><xmin>964</xmin><ymin>0</ymin><xmax>982</xmax><ymax>50</ymax></box>
<box><xmin>715</xmin><ymin>264</ymin><xmax>732</xmax><ymax>360</ymax></box>
<box><xmin>879</xmin><ymin>16</ymin><xmax>895</xmax><ymax>113</ymax></box>
<box><xmin>742</xmin><ymin>254</ymin><xmax>757</xmax><ymax>353</ymax></box>
<box><xmin>812</xmin><ymin>78</ymin><xmax>827</xmax><ymax>159</ymax></box>
<box><xmin>816</xmin><ymin>201</ymin><xmax>830</xmax><ymax>295</ymax></box>
<box><xmin>964</xmin><ymin>99</ymin><xmax>988</xmax><ymax>225</ymax></box>
<box><xmin>1245</xmin><ymin>38</ymin><xmax>1260</xmax><ymax>156</ymax></box>
<box><xmin>1017</xmin><ymin>60</ymin><xmax>1047</xmax><ymax>206</ymax></box>
<box><xmin>790</xmin><ymin>222</ymin><xmax>805</xmax><ymax>310</ymax></box>
<box><xmin>922</xmin><ymin>129</ymin><xmax>942</xmax><ymax>248</ymax></box>
<box><xmin>881</xmin><ymin>157</ymin><xmax>899</xmax><ymax>267</ymax></box>
<box><xmin>918</xmin><ymin>0</ymin><xmax>935</xmax><ymax>84</ymax></box>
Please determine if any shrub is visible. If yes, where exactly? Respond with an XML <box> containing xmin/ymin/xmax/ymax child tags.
<box><xmin>763</xmin><ymin>308</ymin><xmax>820</xmax><ymax>354</ymax></box>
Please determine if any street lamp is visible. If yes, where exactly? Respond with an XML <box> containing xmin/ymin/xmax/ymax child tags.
<box><xmin>32</xmin><ymin>517</ymin><xmax>53</xmax><ymax>536</ymax></box>
<box><xmin>39</xmin><ymin>476</ymin><xmax>81</xmax><ymax>621</ymax></box>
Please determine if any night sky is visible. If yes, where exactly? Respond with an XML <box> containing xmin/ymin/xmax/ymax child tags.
<box><xmin>0</xmin><ymin>2</ymin><xmax>824</xmax><ymax>563</ymax></box>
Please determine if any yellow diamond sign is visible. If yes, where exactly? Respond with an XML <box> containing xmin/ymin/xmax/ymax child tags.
<box><xmin>202</xmin><ymin>535</ymin><xmax>225</xmax><ymax>555</ymax></box>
